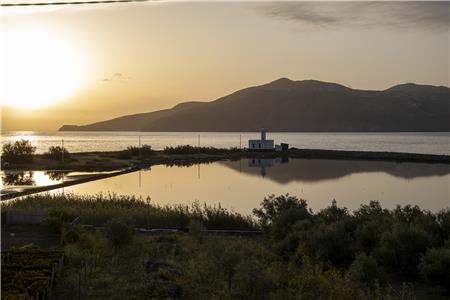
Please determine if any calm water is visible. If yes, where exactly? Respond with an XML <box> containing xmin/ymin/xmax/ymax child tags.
<box><xmin>46</xmin><ymin>158</ymin><xmax>450</xmax><ymax>214</ymax></box>
<box><xmin>1</xmin><ymin>131</ymin><xmax>449</xmax><ymax>155</ymax></box>
<box><xmin>0</xmin><ymin>171</ymin><xmax>120</xmax><ymax>198</ymax></box>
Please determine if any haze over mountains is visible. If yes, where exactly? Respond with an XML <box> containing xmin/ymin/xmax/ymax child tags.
<box><xmin>60</xmin><ymin>78</ymin><xmax>450</xmax><ymax>132</ymax></box>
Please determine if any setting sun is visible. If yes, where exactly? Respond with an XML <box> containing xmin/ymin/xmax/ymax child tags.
<box><xmin>1</xmin><ymin>26</ymin><xmax>87</xmax><ymax>109</ymax></box>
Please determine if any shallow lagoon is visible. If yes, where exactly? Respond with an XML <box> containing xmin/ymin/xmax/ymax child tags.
<box><xmin>46</xmin><ymin>158</ymin><xmax>450</xmax><ymax>214</ymax></box>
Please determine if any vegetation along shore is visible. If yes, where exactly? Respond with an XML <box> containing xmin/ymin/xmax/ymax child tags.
<box><xmin>2</xmin><ymin>140</ymin><xmax>449</xmax><ymax>173</ymax></box>
<box><xmin>1</xmin><ymin>193</ymin><xmax>449</xmax><ymax>299</ymax></box>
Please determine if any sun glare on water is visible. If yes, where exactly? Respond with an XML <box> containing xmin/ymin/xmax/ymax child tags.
<box><xmin>1</xmin><ymin>26</ymin><xmax>88</xmax><ymax>109</ymax></box>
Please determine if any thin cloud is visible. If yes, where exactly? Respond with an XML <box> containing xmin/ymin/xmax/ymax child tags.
<box><xmin>101</xmin><ymin>73</ymin><xmax>131</xmax><ymax>82</ymax></box>
<box><xmin>259</xmin><ymin>2</ymin><xmax>450</xmax><ymax>31</ymax></box>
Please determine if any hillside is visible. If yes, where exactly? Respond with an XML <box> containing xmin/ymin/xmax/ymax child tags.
<box><xmin>59</xmin><ymin>78</ymin><xmax>450</xmax><ymax>132</ymax></box>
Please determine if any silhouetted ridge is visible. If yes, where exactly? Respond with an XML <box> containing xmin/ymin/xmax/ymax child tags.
<box><xmin>59</xmin><ymin>78</ymin><xmax>450</xmax><ymax>132</ymax></box>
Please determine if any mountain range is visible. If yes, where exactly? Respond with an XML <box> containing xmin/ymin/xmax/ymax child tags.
<box><xmin>59</xmin><ymin>78</ymin><xmax>450</xmax><ymax>132</ymax></box>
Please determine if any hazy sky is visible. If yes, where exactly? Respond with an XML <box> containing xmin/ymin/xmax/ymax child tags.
<box><xmin>1</xmin><ymin>1</ymin><xmax>449</xmax><ymax>131</ymax></box>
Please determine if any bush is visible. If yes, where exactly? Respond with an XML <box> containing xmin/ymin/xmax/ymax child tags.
<box><xmin>419</xmin><ymin>246</ymin><xmax>450</xmax><ymax>292</ymax></box>
<box><xmin>436</xmin><ymin>209</ymin><xmax>450</xmax><ymax>241</ymax></box>
<box><xmin>253</xmin><ymin>195</ymin><xmax>315</xmax><ymax>259</ymax></box>
<box><xmin>188</xmin><ymin>220</ymin><xmax>205</xmax><ymax>242</ymax></box>
<box><xmin>43</xmin><ymin>208</ymin><xmax>76</xmax><ymax>233</ymax></box>
<box><xmin>117</xmin><ymin>145</ymin><xmax>156</xmax><ymax>159</ymax></box>
<box><xmin>163</xmin><ymin>145</ymin><xmax>232</xmax><ymax>155</ymax></box>
<box><xmin>62</xmin><ymin>226</ymin><xmax>81</xmax><ymax>244</ymax></box>
<box><xmin>105</xmin><ymin>217</ymin><xmax>135</xmax><ymax>247</ymax></box>
<box><xmin>307</xmin><ymin>220</ymin><xmax>357</xmax><ymax>267</ymax></box>
<box><xmin>44</xmin><ymin>216</ymin><xmax>64</xmax><ymax>234</ymax></box>
<box><xmin>253</xmin><ymin>194</ymin><xmax>312</xmax><ymax>231</ymax></box>
<box><xmin>127</xmin><ymin>145</ymin><xmax>156</xmax><ymax>157</ymax></box>
<box><xmin>232</xmin><ymin>259</ymin><xmax>273</xmax><ymax>299</ymax></box>
<box><xmin>1</xmin><ymin>140</ymin><xmax>36</xmax><ymax>163</ymax></box>
<box><xmin>317</xmin><ymin>199</ymin><xmax>350</xmax><ymax>224</ymax></box>
<box><xmin>374</xmin><ymin>224</ymin><xmax>431</xmax><ymax>279</ymax></box>
<box><xmin>353</xmin><ymin>201</ymin><xmax>393</xmax><ymax>253</ymax></box>
<box><xmin>44</xmin><ymin>146</ymin><xmax>70</xmax><ymax>160</ymax></box>
<box><xmin>350</xmin><ymin>253</ymin><xmax>385</xmax><ymax>285</ymax></box>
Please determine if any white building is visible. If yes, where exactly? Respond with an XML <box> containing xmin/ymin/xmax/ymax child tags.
<box><xmin>248</xmin><ymin>129</ymin><xmax>274</xmax><ymax>150</ymax></box>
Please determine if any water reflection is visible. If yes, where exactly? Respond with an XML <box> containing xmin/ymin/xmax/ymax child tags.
<box><xmin>2</xmin><ymin>171</ymin><xmax>35</xmax><ymax>186</ymax></box>
<box><xmin>224</xmin><ymin>158</ymin><xmax>450</xmax><ymax>183</ymax></box>
<box><xmin>44</xmin><ymin>171</ymin><xmax>69</xmax><ymax>181</ymax></box>
<box><xmin>1</xmin><ymin>171</ymin><xmax>69</xmax><ymax>189</ymax></box>
<box><xmin>247</xmin><ymin>157</ymin><xmax>289</xmax><ymax>177</ymax></box>
<box><xmin>52</xmin><ymin>158</ymin><xmax>450</xmax><ymax>213</ymax></box>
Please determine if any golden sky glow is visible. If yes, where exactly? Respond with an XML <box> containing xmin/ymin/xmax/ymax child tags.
<box><xmin>2</xmin><ymin>25</ymin><xmax>88</xmax><ymax>109</ymax></box>
<box><xmin>1</xmin><ymin>1</ymin><xmax>449</xmax><ymax>131</ymax></box>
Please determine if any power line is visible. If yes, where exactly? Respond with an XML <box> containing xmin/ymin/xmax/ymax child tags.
<box><xmin>1</xmin><ymin>0</ymin><xmax>151</xmax><ymax>6</ymax></box>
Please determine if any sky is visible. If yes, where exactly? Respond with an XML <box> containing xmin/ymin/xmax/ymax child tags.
<box><xmin>1</xmin><ymin>1</ymin><xmax>449</xmax><ymax>131</ymax></box>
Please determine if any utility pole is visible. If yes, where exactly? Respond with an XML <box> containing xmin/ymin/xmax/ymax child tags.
<box><xmin>61</xmin><ymin>139</ymin><xmax>64</xmax><ymax>163</ymax></box>
<box><xmin>139</xmin><ymin>135</ymin><xmax>142</xmax><ymax>158</ymax></box>
<box><xmin>139</xmin><ymin>169</ymin><xmax>141</xmax><ymax>188</ymax></box>
<box><xmin>198</xmin><ymin>134</ymin><xmax>200</xmax><ymax>148</ymax></box>
<box><xmin>239</xmin><ymin>134</ymin><xmax>242</xmax><ymax>149</ymax></box>
<box><xmin>146</xmin><ymin>197</ymin><xmax>151</xmax><ymax>230</ymax></box>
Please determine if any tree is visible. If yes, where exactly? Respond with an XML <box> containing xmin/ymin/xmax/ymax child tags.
<box><xmin>350</xmin><ymin>253</ymin><xmax>385</xmax><ymax>286</ymax></box>
<box><xmin>253</xmin><ymin>194</ymin><xmax>312</xmax><ymax>235</ymax></box>
<box><xmin>44</xmin><ymin>146</ymin><xmax>70</xmax><ymax>160</ymax></box>
<box><xmin>317</xmin><ymin>199</ymin><xmax>350</xmax><ymax>224</ymax></box>
<box><xmin>419</xmin><ymin>246</ymin><xmax>450</xmax><ymax>293</ymax></box>
<box><xmin>1</xmin><ymin>140</ymin><xmax>36</xmax><ymax>163</ymax></box>
<box><xmin>374</xmin><ymin>224</ymin><xmax>431</xmax><ymax>279</ymax></box>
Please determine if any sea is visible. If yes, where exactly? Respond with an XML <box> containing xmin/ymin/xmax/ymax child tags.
<box><xmin>1</xmin><ymin>131</ymin><xmax>449</xmax><ymax>155</ymax></box>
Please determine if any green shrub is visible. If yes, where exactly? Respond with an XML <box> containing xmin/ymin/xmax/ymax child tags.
<box><xmin>43</xmin><ymin>207</ymin><xmax>76</xmax><ymax>233</ymax></box>
<box><xmin>117</xmin><ymin>145</ymin><xmax>156</xmax><ymax>159</ymax></box>
<box><xmin>188</xmin><ymin>220</ymin><xmax>205</xmax><ymax>242</ymax></box>
<box><xmin>44</xmin><ymin>216</ymin><xmax>64</xmax><ymax>234</ymax></box>
<box><xmin>419</xmin><ymin>246</ymin><xmax>450</xmax><ymax>292</ymax></box>
<box><xmin>232</xmin><ymin>259</ymin><xmax>273</xmax><ymax>299</ymax></box>
<box><xmin>62</xmin><ymin>225</ymin><xmax>82</xmax><ymax>244</ymax></box>
<box><xmin>437</xmin><ymin>209</ymin><xmax>450</xmax><ymax>241</ymax></box>
<box><xmin>44</xmin><ymin>146</ymin><xmax>70</xmax><ymax>160</ymax></box>
<box><xmin>253</xmin><ymin>194</ymin><xmax>312</xmax><ymax>232</ymax></box>
<box><xmin>317</xmin><ymin>199</ymin><xmax>350</xmax><ymax>224</ymax></box>
<box><xmin>1</xmin><ymin>140</ymin><xmax>36</xmax><ymax>163</ymax></box>
<box><xmin>374</xmin><ymin>224</ymin><xmax>431</xmax><ymax>279</ymax></box>
<box><xmin>306</xmin><ymin>220</ymin><xmax>356</xmax><ymax>267</ymax></box>
<box><xmin>219</xmin><ymin>247</ymin><xmax>242</xmax><ymax>288</ymax></box>
<box><xmin>350</xmin><ymin>253</ymin><xmax>385</xmax><ymax>285</ymax></box>
<box><xmin>105</xmin><ymin>217</ymin><xmax>135</xmax><ymax>247</ymax></box>
<box><xmin>127</xmin><ymin>145</ymin><xmax>156</xmax><ymax>156</ymax></box>
<box><xmin>163</xmin><ymin>145</ymin><xmax>232</xmax><ymax>155</ymax></box>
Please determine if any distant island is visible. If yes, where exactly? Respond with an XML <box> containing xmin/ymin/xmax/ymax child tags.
<box><xmin>59</xmin><ymin>78</ymin><xmax>450</xmax><ymax>132</ymax></box>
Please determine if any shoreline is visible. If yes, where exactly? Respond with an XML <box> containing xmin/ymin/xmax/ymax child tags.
<box><xmin>2</xmin><ymin>148</ymin><xmax>449</xmax><ymax>172</ymax></box>
<box><xmin>1</xmin><ymin>148</ymin><xmax>449</xmax><ymax>200</ymax></box>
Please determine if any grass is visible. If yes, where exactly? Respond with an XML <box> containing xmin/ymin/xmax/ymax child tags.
<box><xmin>1</xmin><ymin>193</ymin><xmax>257</xmax><ymax>230</ymax></box>
<box><xmin>51</xmin><ymin>229</ymin><xmax>369</xmax><ymax>299</ymax></box>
